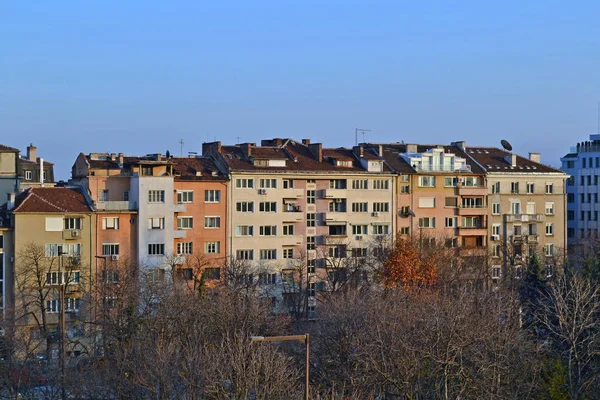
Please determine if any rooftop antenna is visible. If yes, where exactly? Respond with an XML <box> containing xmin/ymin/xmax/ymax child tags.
<box><xmin>355</xmin><ymin>128</ymin><xmax>371</xmax><ymax>145</ymax></box>
<box><xmin>500</xmin><ymin>139</ymin><xmax>513</xmax><ymax>152</ymax></box>
<box><xmin>179</xmin><ymin>139</ymin><xmax>184</xmax><ymax>156</ymax></box>
<box><xmin>236</xmin><ymin>136</ymin><xmax>241</xmax><ymax>144</ymax></box>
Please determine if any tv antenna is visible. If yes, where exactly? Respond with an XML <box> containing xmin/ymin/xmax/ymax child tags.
<box><xmin>355</xmin><ymin>128</ymin><xmax>371</xmax><ymax>145</ymax></box>
<box><xmin>236</xmin><ymin>136</ymin><xmax>241</xmax><ymax>144</ymax></box>
<box><xmin>500</xmin><ymin>139</ymin><xmax>513</xmax><ymax>152</ymax></box>
<box><xmin>179</xmin><ymin>139</ymin><xmax>184</xmax><ymax>156</ymax></box>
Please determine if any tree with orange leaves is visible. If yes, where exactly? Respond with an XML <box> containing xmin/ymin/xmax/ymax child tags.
<box><xmin>383</xmin><ymin>235</ymin><xmax>445</xmax><ymax>288</ymax></box>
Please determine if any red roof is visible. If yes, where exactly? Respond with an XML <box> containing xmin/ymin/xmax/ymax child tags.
<box><xmin>0</xmin><ymin>144</ymin><xmax>19</xmax><ymax>152</ymax></box>
<box><xmin>12</xmin><ymin>187</ymin><xmax>92</xmax><ymax>213</ymax></box>
<box><xmin>172</xmin><ymin>157</ymin><xmax>226</xmax><ymax>181</ymax></box>
<box><xmin>465</xmin><ymin>147</ymin><xmax>564</xmax><ymax>174</ymax></box>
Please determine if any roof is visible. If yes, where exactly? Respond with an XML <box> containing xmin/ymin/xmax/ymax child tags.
<box><xmin>20</xmin><ymin>158</ymin><xmax>55</xmax><ymax>166</ymax></box>
<box><xmin>217</xmin><ymin>139</ymin><xmax>392</xmax><ymax>174</ymax></box>
<box><xmin>84</xmin><ymin>154</ymin><xmax>170</xmax><ymax>170</ymax></box>
<box><xmin>0</xmin><ymin>144</ymin><xmax>19</xmax><ymax>152</ymax></box>
<box><xmin>171</xmin><ymin>157</ymin><xmax>226</xmax><ymax>181</ymax></box>
<box><xmin>465</xmin><ymin>147</ymin><xmax>565</xmax><ymax>174</ymax></box>
<box><xmin>11</xmin><ymin>187</ymin><xmax>92</xmax><ymax>213</ymax></box>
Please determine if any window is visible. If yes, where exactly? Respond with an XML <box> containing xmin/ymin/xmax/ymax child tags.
<box><xmin>492</xmin><ymin>182</ymin><xmax>500</xmax><ymax>194</ymax></box>
<box><xmin>329</xmin><ymin>179</ymin><xmax>347</xmax><ymax>189</ymax></box>
<box><xmin>418</xmin><ymin>197</ymin><xmax>435</xmax><ymax>208</ymax></box>
<box><xmin>445</xmin><ymin>217</ymin><xmax>458</xmax><ymax>228</ymax></box>
<box><xmin>177</xmin><ymin>242</ymin><xmax>193</xmax><ymax>255</ymax></box>
<box><xmin>307</xmin><ymin>236</ymin><xmax>316</xmax><ymax>250</ymax></box>
<box><xmin>177</xmin><ymin>217</ymin><xmax>193</xmax><ymax>229</ymax></box>
<box><xmin>400</xmin><ymin>185</ymin><xmax>410</xmax><ymax>194</ymax></box>
<box><xmin>102</xmin><ymin>217</ymin><xmax>119</xmax><ymax>230</ymax></box>
<box><xmin>418</xmin><ymin>217</ymin><xmax>435</xmax><ymax>228</ymax></box>
<box><xmin>400</xmin><ymin>175</ymin><xmax>410</xmax><ymax>182</ymax></box>
<box><xmin>65</xmin><ymin>298</ymin><xmax>80</xmax><ymax>312</ymax></box>
<box><xmin>177</xmin><ymin>191</ymin><xmax>194</xmax><ymax>203</ymax></box>
<box><xmin>546</xmin><ymin>223</ymin><xmax>554</xmax><ymax>236</ymax></box>
<box><xmin>259</xmin><ymin>179</ymin><xmax>277</xmax><ymax>189</ymax></box>
<box><xmin>203</xmin><ymin>268</ymin><xmax>221</xmax><ymax>280</ymax></box>
<box><xmin>491</xmin><ymin>265</ymin><xmax>501</xmax><ymax>279</ymax></box>
<box><xmin>204</xmin><ymin>242</ymin><xmax>220</xmax><ymax>254</ymax></box>
<box><xmin>492</xmin><ymin>224</ymin><xmax>501</xmax><ymax>236</ymax></box>
<box><xmin>510</xmin><ymin>201</ymin><xmax>520</xmax><ymax>215</ymax></box>
<box><xmin>352</xmin><ymin>179</ymin><xmax>368</xmax><ymax>189</ymax></box>
<box><xmin>567</xmin><ymin>193</ymin><xmax>574</xmax><ymax>203</ymax></box>
<box><xmin>282</xmin><ymin>225</ymin><xmax>294</xmax><ymax>236</ymax></box>
<box><xmin>581</xmin><ymin>176</ymin><xmax>585</xmax><ymax>186</ymax></box>
<box><xmin>63</xmin><ymin>218</ymin><xmax>81</xmax><ymax>230</ymax></box>
<box><xmin>204</xmin><ymin>217</ymin><xmax>221</xmax><ymax>228</ymax></box>
<box><xmin>351</xmin><ymin>248</ymin><xmax>368</xmax><ymax>257</ymax></box>
<box><xmin>373</xmin><ymin>224</ymin><xmax>390</xmax><ymax>235</ymax></box>
<box><xmin>102</xmin><ymin>243</ymin><xmax>120</xmax><ymax>256</ymax></box>
<box><xmin>148</xmin><ymin>190</ymin><xmax>165</xmax><ymax>203</ymax></box>
<box><xmin>141</xmin><ymin>166</ymin><xmax>154</xmax><ymax>176</ymax></box>
<box><xmin>545</xmin><ymin>244</ymin><xmax>555</xmax><ymax>257</ymax></box>
<box><xmin>100</xmin><ymin>189</ymin><xmax>109</xmax><ymax>201</ymax></box>
<box><xmin>352</xmin><ymin>202</ymin><xmax>368</xmax><ymax>213</ymax></box>
<box><xmin>307</xmin><ymin>259</ymin><xmax>316</xmax><ymax>273</ymax></box>
<box><xmin>236</xmin><ymin>178</ymin><xmax>254</xmax><ymax>188</ymax></box>
<box><xmin>492</xmin><ymin>203</ymin><xmax>501</xmax><ymax>215</ymax></box>
<box><xmin>236</xmin><ymin>201</ymin><xmax>254</xmax><ymax>212</ymax></box>
<box><xmin>545</xmin><ymin>183</ymin><xmax>553</xmax><ymax>194</ymax></box>
<box><xmin>46</xmin><ymin>271</ymin><xmax>80</xmax><ymax>285</ymax></box>
<box><xmin>589</xmin><ymin>176</ymin><xmax>592</xmax><ymax>186</ymax></box>
<box><xmin>307</xmin><ymin>190</ymin><xmax>316</xmax><ymax>204</ymax></box>
<box><xmin>259</xmin><ymin>202</ymin><xmax>277</xmax><ymax>212</ymax></box>
<box><xmin>444</xmin><ymin>177</ymin><xmax>458</xmax><ymax>187</ymax></box>
<box><xmin>581</xmin><ymin>193</ymin><xmax>585</xmax><ymax>203</ymax></box>
<box><xmin>236</xmin><ymin>225</ymin><xmax>254</xmax><ymax>236</ymax></box>
<box><xmin>148</xmin><ymin>217</ymin><xmax>165</xmax><ymax>230</ymax></box>
<box><xmin>545</xmin><ymin>202</ymin><xmax>554</xmax><ymax>215</ymax></box>
<box><xmin>259</xmin><ymin>226</ymin><xmax>277</xmax><ymax>236</ymax></box>
<box><xmin>25</xmin><ymin>170</ymin><xmax>32</xmax><ymax>180</ymax></box>
<box><xmin>352</xmin><ymin>225</ymin><xmax>368</xmax><ymax>235</ymax></box>
<box><xmin>445</xmin><ymin>197</ymin><xmax>458</xmax><ymax>207</ymax></box>
<box><xmin>567</xmin><ymin>160</ymin><xmax>575</xmax><ymax>168</ymax></box>
<box><xmin>258</xmin><ymin>273</ymin><xmax>277</xmax><ymax>285</ymax></box>
<box><xmin>283</xmin><ymin>249</ymin><xmax>294</xmax><ymax>259</ymax></box>
<box><xmin>462</xmin><ymin>216</ymin><xmax>480</xmax><ymax>228</ymax></box>
<box><xmin>260</xmin><ymin>249</ymin><xmax>277</xmax><ymax>260</ymax></box>
<box><xmin>581</xmin><ymin>211</ymin><xmax>585</xmax><ymax>221</ymax></box>
<box><xmin>148</xmin><ymin>243</ymin><xmax>165</xmax><ymax>255</ymax></box>
<box><xmin>46</xmin><ymin>299</ymin><xmax>59</xmax><ymax>313</ymax></box>
<box><xmin>123</xmin><ymin>190</ymin><xmax>129</xmax><ymax>201</ymax></box>
<box><xmin>583</xmin><ymin>158</ymin><xmax>587</xmax><ymax>168</ymax></box>
<box><xmin>400</xmin><ymin>227</ymin><xmax>409</xmax><ymax>235</ymax></box>
<box><xmin>45</xmin><ymin>244</ymin><xmax>81</xmax><ymax>257</ymax></box>
<box><xmin>526</xmin><ymin>182</ymin><xmax>534</xmax><ymax>194</ymax></box>
<box><xmin>418</xmin><ymin>176</ymin><xmax>435</xmax><ymax>187</ymax></box>
<box><xmin>236</xmin><ymin>250</ymin><xmax>254</xmax><ymax>260</ymax></box>
<box><xmin>307</xmin><ymin>213</ymin><xmax>316</xmax><ymax>227</ymax></box>
<box><xmin>373</xmin><ymin>202</ymin><xmax>389</xmax><ymax>213</ymax></box>
<box><xmin>204</xmin><ymin>190</ymin><xmax>221</xmax><ymax>203</ymax></box>
<box><xmin>510</xmin><ymin>182</ymin><xmax>519</xmax><ymax>194</ymax></box>
<box><xmin>281</xmin><ymin>179</ymin><xmax>294</xmax><ymax>189</ymax></box>
<box><xmin>372</xmin><ymin>180</ymin><xmax>389</xmax><ymax>190</ymax></box>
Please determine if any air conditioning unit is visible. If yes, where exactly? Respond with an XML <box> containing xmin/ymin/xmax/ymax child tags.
<box><xmin>372</xmin><ymin>212</ymin><xmax>380</xmax><ymax>217</ymax></box>
<box><xmin>491</xmin><ymin>234</ymin><xmax>500</xmax><ymax>241</ymax></box>
<box><xmin>458</xmin><ymin>177</ymin><xmax>465</xmax><ymax>183</ymax></box>
<box><xmin>258</xmin><ymin>189</ymin><xmax>267</xmax><ymax>195</ymax></box>
<box><xmin>71</xmin><ymin>230</ymin><xmax>80</xmax><ymax>238</ymax></box>
<box><xmin>72</xmin><ymin>257</ymin><xmax>81</xmax><ymax>265</ymax></box>
<box><xmin>111</xmin><ymin>255</ymin><xmax>120</xmax><ymax>261</ymax></box>
<box><xmin>334</xmin><ymin>198</ymin><xmax>342</xmax><ymax>203</ymax></box>
<box><xmin>355</xmin><ymin>235</ymin><xmax>363</xmax><ymax>240</ymax></box>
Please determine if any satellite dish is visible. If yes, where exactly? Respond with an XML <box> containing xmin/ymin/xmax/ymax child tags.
<box><xmin>398</xmin><ymin>208</ymin><xmax>416</xmax><ymax>218</ymax></box>
<box><xmin>500</xmin><ymin>140</ymin><xmax>513</xmax><ymax>152</ymax></box>
<box><xmin>407</xmin><ymin>209</ymin><xmax>416</xmax><ymax>217</ymax></box>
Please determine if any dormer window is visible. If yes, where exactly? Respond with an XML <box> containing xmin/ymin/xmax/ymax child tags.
<box><xmin>335</xmin><ymin>160</ymin><xmax>353</xmax><ymax>167</ymax></box>
<box><xmin>254</xmin><ymin>159</ymin><xmax>268</xmax><ymax>167</ymax></box>
<box><xmin>25</xmin><ymin>171</ymin><xmax>32</xmax><ymax>180</ymax></box>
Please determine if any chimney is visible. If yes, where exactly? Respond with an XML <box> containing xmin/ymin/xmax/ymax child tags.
<box><xmin>302</xmin><ymin>139</ymin><xmax>310</xmax><ymax>146</ymax></box>
<box><xmin>40</xmin><ymin>158</ymin><xmax>44</xmax><ymax>187</ymax></box>
<box><xmin>451</xmin><ymin>141</ymin><xmax>466</xmax><ymax>151</ymax></box>
<box><xmin>26</xmin><ymin>144</ymin><xmax>37</xmax><ymax>162</ymax></box>
<box><xmin>202</xmin><ymin>141</ymin><xmax>222</xmax><ymax>157</ymax></box>
<box><xmin>241</xmin><ymin>143</ymin><xmax>254</xmax><ymax>158</ymax></box>
<box><xmin>504</xmin><ymin>153</ymin><xmax>517</xmax><ymax>167</ymax></box>
<box><xmin>110</xmin><ymin>153</ymin><xmax>117</xmax><ymax>161</ymax></box>
<box><xmin>118</xmin><ymin>153</ymin><xmax>124</xmax><ymax>165</ymax></box>
<box><xmin>7</xmin><ymin>193</ymin><xmax>15</xmax><ymax>210</ymax></box>
<box><xmin>274</xmin><ymin>138</ymin><xmax>283</xmax><ymax>147</ymax></box>
<box><xmin>529</xmin><ymin>152</ymin><xmax>541</xmax><ymax>163</ymax></box>
<box><xmin>309</xmin><ymin>143</ymin><xmax>323</xmax><ymax>162</ymax></box>
<box><xmin>352</xmin><ymin>145</ymin><xmax>364</xmax><ymax>158</ymax></box>
<box><xmin>406</xmin><ymin>144</ymin><xmax>418</xmax><ymax>153</ymax></box>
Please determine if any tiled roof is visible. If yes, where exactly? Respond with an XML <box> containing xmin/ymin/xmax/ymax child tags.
<box><xmin>465</xmin><ymin>147</ymin><xmax>565</xmax><ymax>174</ymax></box>
<box><xmin>0</xmin><ymin>144</ymin><xmax>19</xmax><ymax>152</ymax></box>
<box><xmin>20</xmin><ymin>158</ymin><xmax>55</xmax><ymax>166</ymax></box>
<box><xmin>172</xmin><ymin>157</ymin><xmax>226</xmax><ymax>181</ymax></box>
<box><xmin>12</xmin><ymin>187</ymin><xmax>92</xmax><ymax>213</ymax></box>
<box><xmin>85</xmin><ymin>155</ymin><xmax>170</xmax><ymax>170</ymax></box>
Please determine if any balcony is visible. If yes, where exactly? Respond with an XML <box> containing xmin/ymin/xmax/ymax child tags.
<box><xmin>457</xmin><ymin>184</ymin><xmax>487</xmax><ymax>196</ymax></box>
<box><xmin>95</xmin><ymin>201</ymin><xmax>137</xmax><ymax>211</ymax></box>
<box><xmin>324</xmin><ymin>189</ymin><xmax>347</xmax><ymax>199</ymax></box>
<box><xmin>457</xmin><ymin>225</ymin><xmax>487</xmax><ymax>236</ymax></box>
<box><xmin>511</xmin><ymin>234</ymin><xmax>523</xmax><ymax>243</ymax></box>
<box><xmin>174</xmin><ymin>230</ymin><xmax>187</xmax><ymax>239</ymax></box>
<box><xmin>526</xmin><ymin>234</ymin><xmax>539</xmax><ymax>244</ymax></box>
<box><xmin>457</xmin><ymin>205</ymin><xmax>487</xmax><ymax>216</ymax></box>
<box><xmin>324</xmin><ymin>212</ymin><xmax>347</xmax><ymax>223</ymax></box>
<box><xmin>506</xmin><ymin>214</ymin><xmax>545</xmax><ymax>223</ymax></box>
<box><xmin>282</xmin><ymin>189</ymin><xmax>304</xmax><ymax>198</ymax></box>
<box><xmin>325</xmin><ymin>234</ymin><xmax>349</xmax><ymax>244</ymax></box>
<box><xmin>174</xmin><ymin>203</ymin><xmax>187</xmax><ymax>213</ymax></box>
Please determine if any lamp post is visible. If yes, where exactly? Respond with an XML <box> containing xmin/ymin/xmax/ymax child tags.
<box><xmin>250</xmin><ymin>334</ymin><xmax>310</xmax><ymax>400</ymax></box>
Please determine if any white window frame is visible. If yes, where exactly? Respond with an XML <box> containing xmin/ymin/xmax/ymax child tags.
<box><xmin>283</xmin><ymin>248</ymin><xmax>294</xmax><ymax>259</ymax></box>
<box><xmin>177</xmin><ymin>190</ymin><xmax>194</xmax><ymax>203</ymax></box>
<box><xmin>102</xmin><ymin>243</ymin><xmax>120</xmax><ymax>256</ymax></box>
<box><xmin>418</xmin><ymin>176</ymin><xmax>435</xmax><ymax>187</ymax></box>
<box><xmin>545</xmin><ymin>202</ymin><xmax>555</xmax><ymax>215</ymax></box>
<box><xmin>102</xmin><ymin>217</ymin><xmax>119</xmax><ymax>230</ymax></box>
<box><xmin>236</xmin><ymin>250</ymin><xmax>254</xmax><ymax>260</ymax></box>
<box><xmin>236</xmin><ymin>178</ymin><xmax>254</xmax><ymax>188</ymax></box>
<box><xmin>149</xmin><ymin>217</ymin><xmax>165</xmax><ymax>230</ymax></box>
<box><xmin>352</xmin><ymin>179</ymin><xmax>368</xmax><ymax>190</ymax></box>
<box><xmin>351</xmin><ymin>202</ymin><xmax>368</xmax><ymax>213</ymax></box>
<box><xmin>372</xmin><ymin>179</ymin><xmax>389</xmax><ymax>190</ymax></box>
<box><xmin>546</xmin><ymin>223</ymin><xmax>554</xmax><ymax>236</ymax></box>
<box><xmin>259</xmin><ymin>202</ymin><xmax>277</xmax><ymax>212</ymax></box>
<box><xmin>148</xmin><ymin>190</ymin><xmax>165</xmax><ymax>203</ymax></box>
<box><xmin>282</xmin><ymin>224</ymin><xmax>294</xmax><ymax>236</ymax></box>
<box><xmin>177</xmin><ymin>217</ymin><xmax>194</xmax><ymax>229</ymax></box>
<box><xmin>492</xmin><ymin>203</ymin><xmax>501</xmax><ymax>215</ymax></box>
<box><xmin>418</xmin><ymin>217</ymin><xmax>435</xmax><ymax>228</ymax></box>
<box><xmin>372</xmin><ymin>224</ymin><xmax>390</xmax><ymax>235</ymax></box>
<box><xmin>259</xmin><ymin>178</ymin><xmax>277</xmax><ymax>189</ymax></box>
<box><xmin>204</xmin><ymin>216</ymin><xmax>221</xmax><ymax>229</ymax></box>
<box><xmin>259</xmin><ymin>226</ymin><xmax>277</xmax><ymax>236</ymax></box>
<box><xmin>148</xmin><ymin>243</ymin><xmax>165</xmax><ymax>256</ymax></box>
<box><xmin>64</xmin><ymin>218</ymin><xmax>82</xmax><ymax>230</ymax></box>
<box><xmin>204</xmin><ymin>241</ymin><xmax>220</xmax><ymax>254</ymax></box>
<box><xmin>204</xmin><ymin>190</ymin><xmax>221</xmax><ymax>203</ymax></box>
<box><xmin>177</xmin><ymin>242</ymin><xmax>193</xmax><ymax>255</ymax></box>
<box><xmin>236</xmin><ymin>225</ymin><xmax>254</xmax><ymax>236</ymax></box>
<box><xmin>260</xmin><ymin>249</ymin><xmax>277</xmax><ymax>260</ymax></box>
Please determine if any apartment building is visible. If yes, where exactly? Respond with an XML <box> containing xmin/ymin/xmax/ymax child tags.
<box><xmin>561</xmin><ymin>134</ymin><xmax>600</xmax><ymax>248</ymax></box>
<box><xmin>365</xmin><ymin>142</ymin><xmax>488</xmax><ymax>263</ymax></box>
<box><xmin>466</xmin><ymin>146</ymin><xmax>568</xmax><ymax>280</ymax></box>
<box><xmin>0</xmin><ymin>145</ymin><xmax>19</xmax><ymax>205</ymax></box>
<box><xmin>19</xmin><ymin>144</ymin><xmax>55</xmax><ymax>191</ymax></box>
<box><xmin>203</xmin><ymin>138</ymin><xmax>395</xmax><ymax>314</ymax></box>
<box><xmin>1</xmin><ymin>187</ymin><xmax>94</xmax><ymax>357</ymax></box>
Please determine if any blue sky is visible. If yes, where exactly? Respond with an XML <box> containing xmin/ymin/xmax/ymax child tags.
<box><xmin>1</xmin><ymin>1</ymin><xmax>599</xmax><ymax>178</ymax></box>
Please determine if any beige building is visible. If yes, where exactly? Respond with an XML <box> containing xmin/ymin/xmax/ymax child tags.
<box><xmin>1</xmin><ymin>187</ymin><xmax>94</xmax><ymax>358</ymax></box>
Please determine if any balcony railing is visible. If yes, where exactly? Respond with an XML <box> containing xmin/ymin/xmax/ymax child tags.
<box><xmin>95</xmin><ymin>201</ymin><xmax>137</xmax><ymax>211</ymax></box>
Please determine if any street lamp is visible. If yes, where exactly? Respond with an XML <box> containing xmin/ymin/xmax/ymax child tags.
<box><xmin>250</xmin><ymin>334</ymin><xmax>310</xmax><ymax>400</ymax></box>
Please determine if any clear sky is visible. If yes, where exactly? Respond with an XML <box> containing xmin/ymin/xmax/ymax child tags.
<box><xmin>1</xmin><ymin>1</ymin><xmax>600</xmax><ymax>179</ymax></box>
